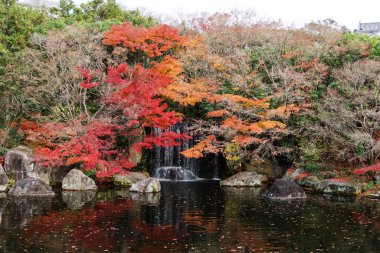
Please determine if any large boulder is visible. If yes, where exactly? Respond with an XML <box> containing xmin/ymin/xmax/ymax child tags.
<box><xmin>129</xmin><ymin>178</ymin><xmax>161</xmax><ymax>193</ymax></box>
<box><xmin>4</xmin><ymin>146</ymin><xmax>34</xmax><ymax>181</ymax></box>
<box><xmin>62</xmin><ymin>169</ymin><xmax>97</xmax><ymax>191</ymax></box>
<box><xmin>0</xmin><ymin>164</ymin><xmax>9</xmax><ymax>192</ymax></box>
<box><xmin>3</xmin><ymin>146</ymin><xmax>51</xmax><ymax>185</ymax></box>
<box><xmin>265</xmin><ymin>179</ymin><xmax>307</xmax><ymax>200</ymax></box>
<box><xmin>114</xmin><ymin>172</ymin><xmax>148</xmax><ymax>187</ymax></box>
<box><xmin>220</xmin><ymin>172</ymin><xmax>267</xmax><ymax>187</ymax></box>
<box><xmin>8</xmin><ymin>178</ymin><xmax>55</xmax><ymax>197</ymax></box>
<box><xmin>310</xmin><ymin>180</ymin><xmax>362</xmax><ymax>196</ymax></box>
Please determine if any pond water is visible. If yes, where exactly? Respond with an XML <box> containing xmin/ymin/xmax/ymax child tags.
<box><xmin>0</xmin><ymin>180</ymin><xmax>379</xmax><ymax>252</ymax></box>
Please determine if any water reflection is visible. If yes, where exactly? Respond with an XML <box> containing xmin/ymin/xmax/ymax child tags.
<box><xmin>62</xmin><ymin>190</ymin><xmax>96</xmax><ymax>210</ymax></box>
<box><xmin>0</xmin><ymin>181</ymin><xmax>378</xmax><ymax>252</ymax></box>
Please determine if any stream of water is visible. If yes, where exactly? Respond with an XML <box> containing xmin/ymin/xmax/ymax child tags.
<box><xmin>0</xmin><ymin>181</ymin><xmax>378</xmax><ymax>252</ymax></box>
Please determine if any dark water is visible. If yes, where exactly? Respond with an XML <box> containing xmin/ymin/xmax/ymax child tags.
<box><xmin>0</xmin><ymin>181</ymin><xmax>379</xmax><ymax>253</ymax></box>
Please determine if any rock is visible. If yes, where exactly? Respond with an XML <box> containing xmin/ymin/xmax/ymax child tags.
<box><xmin>129</xmin><ymin>178</ymin><xmax>161</xmax><ymax>193</ymax></box>
<box><xmin>27</xmin><ymin>166</ymin><xmax>51</xmax><ymax>185</ymax></box>
<box><xmin>364</xmin><ymin>192</ymin><xmax>380</xmax><ymax>199</ymax></box>
<box><xmin>62</xmin><ymin>191</ymin><xmax>96</xmax><ymax>210</ymax></box>
<box><xmin>0</xmin><ymin>164</ymin><xmax>9</xmax><ymax>192</ymax></box>
<box><xmin>311</xmin><ymin>180</ymin><xmax>362</xmax><ymax>196</ymax></box>
<box><xmin>220</xmin><ymin>172</ymin><xmax>267</xmax><ymax>187</ymax></box>
<box><xmin>8</xmin><ymin>178</ymin><xmax>55</xmax><ymax>197</ymax></box>
<box><xmin>50</xmin><ymin>166</ymin><xmax>72</xmax><ymax>187</ymax></box>
<box><xmin>114</xmin><ymin>172</ymin><xmax>148</xmax><ymax>187</ymax></box>
<box><xmin>375</xmin><ymin>172</ymin><xmax>380</xmax><ymax>183</ymax></box>
<box><xmin>62</xmin><ymin>169</ymin><xmax>97</xmax><ymax>191</ymax></box>
<box><xmin>295</xmin><ymin>175</ymin><xmax>320</xmax><ymax>188</ymax></box>
<box><xmin>128</xmin><ymin>127</ymin><xmax>145</xmax><ymax>165</ymax></box>
<box><xmin>4</xmin><ymin>146</ymin><xmax>34</xmax><ymax>181</ymax></box>
<box><xmin>4</xmin><ymin>146</ymin><xmax>52</xmax><ymax>185</ymax></box>
<box><xmin>243</xmin><ymin>155</ymin><xmax>284</xmax><ymax>179</ymax></box>
<box><xmin>265</xmin><ymin>179</ymin><xmax>307</xmax><ymax>200</ymax></box>
<box><xmin>282</xmin><ymin>168</ymin><xmax>306</xmax><ymax>180</ymax></box>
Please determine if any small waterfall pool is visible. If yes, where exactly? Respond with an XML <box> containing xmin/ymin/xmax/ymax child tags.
<box><xmin>151</xmin><ymin>124</ymin><xmax>219</xmax><ymax>181</ymax></box>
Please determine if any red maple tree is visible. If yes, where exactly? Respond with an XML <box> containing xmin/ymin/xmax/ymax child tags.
<box><xmin>26</xmin><ymin>22</ymin><xmax>189</xmax><ymax>178</ymax></box>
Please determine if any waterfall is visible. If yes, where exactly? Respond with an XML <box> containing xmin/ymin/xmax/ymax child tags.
<box><xmin>152</xmin><ymin>124</ymin><xmax>199</xmax><ymax>181</ymax></box>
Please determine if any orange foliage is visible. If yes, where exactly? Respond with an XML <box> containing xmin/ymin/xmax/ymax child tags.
<box><xmin>65</xmin><ymin>156</ymin><xmax>90</xmax><ymax>166</ymax></box>
<box><xmin>257</xmin><ymin>120</ymin><xmax>286</xmax><ymax>130</ymax></box>
<box><xmin>151</xmin><ymin>56</ymin><xmax>182</xmax><ymax>80</ymax></box>
<box><xmin>206</xmin><ymin>109</ymin><xmax>231</xmax><ymax>118</ymax></box>
<box><xmin>265</xmin><ymin>104</ymin><xmax>300</xmax><ymax>118</ymax></box>
<box><xmin>222</xmin><ymin>94</ymin><xmax>271</xmax><ymax>108</ymax></box>
<box><xmin>222</xmin><ymin>117</ymin><xmax>285</xmax><ymax>134</ymax></box>
<box><xmin>181</xmin><ymin>135</ymin><xmax>219</xmax><ymax>158</ymax></box>
<box><xmin>232</xmin><ymin>135</ymin><xmax>263</xmax><ymax>146</ymax></box>
<box><xmin>163</xmin><ymin>79</ymin><xmax>219</xmax><ymax>106</ymax></box>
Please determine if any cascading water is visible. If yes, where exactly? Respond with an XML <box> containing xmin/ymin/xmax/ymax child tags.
<box><xmin>152</xmin><ymin>124</ymin><xmax>199</xmax><ymax>181</ymax></box>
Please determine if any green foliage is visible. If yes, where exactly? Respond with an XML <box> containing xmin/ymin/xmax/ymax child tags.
<box><xmin>6</xmin><ymin>178</ymin><xmax>15</xmax><ymax>190</ymax></box>
<box><xmin>345</xmin><ymin>33</ymin><xmax>380</xmax><ymax>59</ymax></box>
<box><xmin>83</xmin><ymin>169</ymin><xmax>97</xmax><ymax>180</ymax></box>
<box><xmin>48</xmin><ymin>0</ymin><xmax>156</xmax><ymax>28</ymax></box>
<box><xmin>362</xmin><ymin>181</ymin><xmax>375</xmax><ymax>191</ymax></box>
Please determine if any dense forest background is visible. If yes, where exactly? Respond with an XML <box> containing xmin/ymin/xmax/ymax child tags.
<box><xmin>1</xmin><ymin>0</ymin><xmax>380</xmax><ymax>179</ymax></box>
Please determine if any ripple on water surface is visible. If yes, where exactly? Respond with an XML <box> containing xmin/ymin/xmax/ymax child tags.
<box><xmin>0</xmin><ymin>181</ymin><xmax>378</xmax><ymax>252</ymax></box>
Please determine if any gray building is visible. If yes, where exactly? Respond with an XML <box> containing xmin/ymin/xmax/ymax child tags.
<box><xmin>357</xmin><ymin>22</ymin><xmax>380</xmax><ymax>36</ymax></box>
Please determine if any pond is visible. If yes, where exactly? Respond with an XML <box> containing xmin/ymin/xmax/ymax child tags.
<box><xmin>0</xmin><ymin>180</ymin><xmax>379</xmax><ymax>252</ymax></box>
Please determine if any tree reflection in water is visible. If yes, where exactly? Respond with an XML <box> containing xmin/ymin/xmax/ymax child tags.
<box><xmin>0</xmin><ymin>181</ymin><xmax>378</xmax><ymax>252</ymax></box>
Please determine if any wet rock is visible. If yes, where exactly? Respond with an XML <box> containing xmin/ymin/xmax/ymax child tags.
<box><xmin>363</xmin><ymin>192</ymin><xmax>380</xmax><ymax>199</ymax></box>
<box><xmin>4</xmin><ymin>146</ymin><xmax>34</xmax><ymax>181</ymax></box>
<box><xmin>0</xmin><ymin>164</ymin><xmax>9</xmax><ymax>192</ymax></box>
<box><xmin>129</xmin><ymin>178</ymin><xmax>161</xmax><ymax>193</ymax></box>
<box><xmin>62</xmin><ymin>169</ymin><xmax>97</xmax><ymax>191</ymax></box>
<box><xmin>220</xmin><ymin>172</ymin><xmax>267</xmax><ymax>187</ymax></box>
<box><xmin>8</xmin><ymin>178</ymin><xmax>55</xmax><ymax>197</ymax></box>
<box><xmin>114</xmin><ymin>172</ymin><xmax>148</xmax><ymax>187</ymax></box>
<box><xmin>311</xmin><ymin>180</ymin><xmax>362</xmax><ymax>196</ymax></box>
<box><xmin>62</xmin><ymin>191</ymin><xmax>96</xmax><ymax>210</ymax></box>
<box><xmin>265</xmin><ymin>179</ymin><xmax>307</xmax><ymax>200</ymax></box>
<box><xmin>295</xmin><ymin>175</ymin><xmax>320</xmax><ymax>188</ymax></box>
